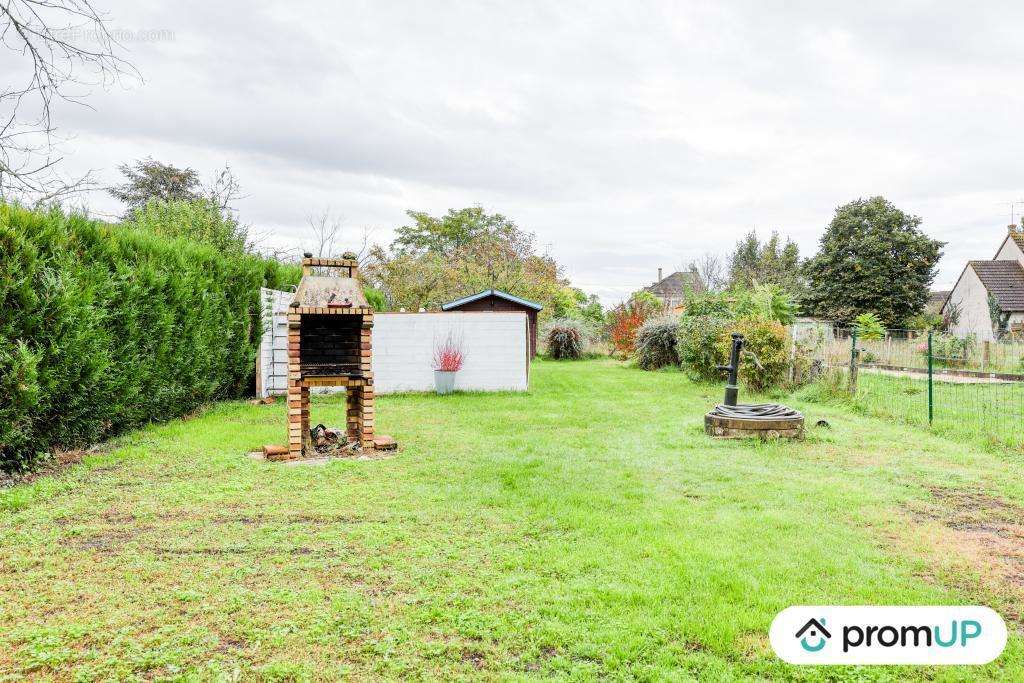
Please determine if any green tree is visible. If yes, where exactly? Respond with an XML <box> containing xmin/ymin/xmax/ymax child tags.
<box><xmin>802</xmin><ymin>197</ymin><xmax>944</xmax><ymax>326</ymax></box>
<box><xmin>551</xmin><ymin>287</ymin><xmax>604</xmax><ymax>327</ymax></box>
<box><xmin>365</xmin><ymin>206</ymin><xmax>597</xmax><ymax>320</ymax></box>
<box><xmin>392</xmin><ymin>206</ymin><xmax>519</xmax><ymax>257</ymax></box>
<box><xmin>109</xmin><ymin>159</ymin><xmax>203</xmax><ymax>217</ymax></box>
<box><xmin>727</xmin><ymin>230</ymin><xmax>803</xmax><ymax>295</ymax></box>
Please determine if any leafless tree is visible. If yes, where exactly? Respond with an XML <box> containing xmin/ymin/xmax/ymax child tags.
<box><xmin>207</xmin><ymin>164</ymin><xmax>245</xmax><ymax>216</ymax></box>
<box><xmin>306</xmin><ymin>209</ymin><xmax>373</xmax><ymax>263</ymax></box>
<box><xmin>1</xmin><ymin>0</ymin><xmax>136</xmax><ymax>203</ymax></box>
<box><xmin>307</xmin><ymin>209</ymin><xmax>344</xmax><ymax>258</ymax></box>
<box><xmin>686</xmin><ymin>252</ymin><xmax>727</xmax><ymax>292</ymax></box>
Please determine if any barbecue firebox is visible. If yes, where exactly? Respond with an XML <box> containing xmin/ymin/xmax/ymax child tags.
<box><xmin>285</xmin><ymin>254</ymin><xmax>377</xmax><ymax>457</ymax></box>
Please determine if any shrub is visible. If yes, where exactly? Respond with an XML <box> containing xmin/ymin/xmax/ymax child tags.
<box><xmin>0</xmin><ymin>203</ymin><xmax>300</xmax><ymax>472</ymax></box>
<box><xmin>608</xmin><ymin>294</ymin><xmax>662</xmax><ymax>357</ymax></box>
<box><xmin>544</xmin><ymin>318</ymin><xmax>588</xmax><ymax>360</ymax></box>
<box><xmin>905</xmin><ymin>311</ymin><xmax>943</xmax><ymax>331</ymax></box>
<box><xmin>127</xmin><ymin>199</ymin><xmax>250</xmax><ymax>254</ymax></box>
<box><xmin>853</xmin><ymin>312</ymin><xmax>885</xmax><ymax>341</ymax></box>
<box><xmin>677</xmin><ymin>315</ymin><xmax>732</xmax><ymax>382</ymax></box>
<box><xmin>364</xmin><ymin>286</ymin><xmax>387</xmax><ymax>312</ymax></box>
<box><xmin>926</xmin><ymin>333</ymin><xmax>975</xmax><ymax>367</ymax></box>
<box><xmin>680</xmin><ymin>291</ymin><xmax>732</xmax><ymax>318</ymax></box>
<box><xmin>733</xmin><ymin>284</ymin><xmax>798</xmax><ymax>325</ymax></box>
<box><xmin>635</xmin><ymin>315</ymin><xmax>681</xmax><ymax>370</ymax></box>
<box><xmin>720</xmin><ymin>317</ymin><xmax>790</xmax><ymax>393</ymax></box>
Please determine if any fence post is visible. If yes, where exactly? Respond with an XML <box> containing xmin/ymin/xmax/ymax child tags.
<box><xmin>849</xmin><ymin>330</ymin><xmax>859</xmax><ymax>394</ymax></box>
<box><xmin>982</xmin><ymin>340</ymin><xmax>991</xmax><ymax>371</ymax></box>
<box><xmin>927</xmin><ymin>330</ymin><xmax>934</xmax><ymax>426</ymax></box>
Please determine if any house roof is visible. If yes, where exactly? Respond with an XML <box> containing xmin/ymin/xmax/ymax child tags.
<box><xmin>1011</xmin><ymin>232</ymin><xmax>1024</xmax><ymax>251</ymax></box>
<box><xmin>440</xmin><ymin>289</ymin><xmax>543</xmax><ymax>311</ymax></box>
<box><xmin>644</xmin><ymin>270</ymin><xmax>704</xmax><ymax>299</ymax></box>
<box><xmin>969</xmin><ymin>260</ymin><xmax>1024</xmax><ymax>312</ymax></box>
<box><xmin>927</xmin><ymin>289</ymin><xmax>951</xmax><ymax>311</ymax></box>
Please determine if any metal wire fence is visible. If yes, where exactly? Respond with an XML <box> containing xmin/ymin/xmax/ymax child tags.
<box><xmin>794</xmin><ymin>323</ymin><xmax>1024</xmax><ymax>449</ymax></box>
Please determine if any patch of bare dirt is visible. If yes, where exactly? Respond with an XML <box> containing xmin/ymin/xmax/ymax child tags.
<box><xmin>461</xmin><ymin>649</ymin><xmax>487</xmax><ymax>669</ymax></box>
<box><xmin>902</xmin><ymin>485</ymin><xmax>1024</xmax><ymax>626</ymax></box>
<box><xmin>0</xmin><ymin>449</ymin><xmax>91</xmax><ymax>488</ymax></box>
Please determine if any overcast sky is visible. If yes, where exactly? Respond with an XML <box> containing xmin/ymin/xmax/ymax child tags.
<box><xmin>32</xmin><ymin>1</ymin><xmax>1024</xmax><ymax>304</ymax></box>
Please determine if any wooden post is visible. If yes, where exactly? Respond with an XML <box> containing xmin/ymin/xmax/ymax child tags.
<box><xmin>982</xmin><ymin>340</ymin><xmax>991</xmax><ymax>371</ymax></box>
<box><xmin>848</xmin><ymin>330</ymin><xmax>859</xmax><ymax>394</ymax></box>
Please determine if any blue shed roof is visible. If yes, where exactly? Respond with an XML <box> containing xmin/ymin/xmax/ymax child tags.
<box><xmin>440</xmin><ymin>289</ymin><xmax>543</xmax><ymax>312</ymax></box>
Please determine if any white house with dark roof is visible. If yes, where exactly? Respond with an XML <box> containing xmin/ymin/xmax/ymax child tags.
<box><xmin>942</xmin><ymin>226</ymin><xmax>1024</xmax><ymax>340</ymax></box>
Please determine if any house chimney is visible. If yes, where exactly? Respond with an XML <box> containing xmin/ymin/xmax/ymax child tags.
<box><xmin>657</xmin><ymin>267</ymin><xmax>663</xmax><ymax>283</ymax></box>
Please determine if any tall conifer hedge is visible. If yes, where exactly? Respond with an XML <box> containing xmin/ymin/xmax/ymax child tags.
<box><xmin>0</xmin><ymin>203</ymin><xmax>300</xmax><ymax>471</ymax></box>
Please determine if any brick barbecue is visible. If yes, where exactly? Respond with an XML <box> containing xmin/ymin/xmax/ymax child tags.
<box><xmin>285</xmin><ymin>255</ymin><xmax>376</xmax><ymax>458</ymax></box>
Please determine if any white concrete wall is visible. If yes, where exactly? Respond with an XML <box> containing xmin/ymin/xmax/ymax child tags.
<box><xmin>945</xmin><ymin>267</ymin><xmax>995</xmax><ymax>341</ymax></box>
<box><xmin>258</xmin><ymin>290</ymin><xmax>529</xmax><ymax>395</ymax></box>
<box><xmin>373</xmin><ymin>312</ymin><xmax>529</xmax><ymax>393</ymax></box>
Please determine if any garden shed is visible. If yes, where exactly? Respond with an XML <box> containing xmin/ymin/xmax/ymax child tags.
<box><xmin>441</xmin><ymin>289</ymin><xmax>543</xmax><ymax>358</ymax></box>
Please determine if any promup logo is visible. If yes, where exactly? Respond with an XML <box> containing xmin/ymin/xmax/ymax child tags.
<box><xmin>770</xmin><ymin>606</ymin><xmax>1006</xmax><ymax>665</ymax></box>
<box><xmin>795</xmin><ymin>618</ymin><xmax>831</xmax><ymax>652</ymax></box>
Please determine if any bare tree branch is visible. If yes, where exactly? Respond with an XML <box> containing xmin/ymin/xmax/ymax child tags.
<box><xmin>0</xmin><ymin>0</ymin><xmax>137</xmax><ymax>204</ymax></box>
<box><xmin>307</xmin><ymin>209</ymin><xmax>343</xmax><ymax>258</ymax></box>
<box><xmin>686</xmin><ymin>252</ymin><xmax>727</xmax><ymax>292</ymax></box>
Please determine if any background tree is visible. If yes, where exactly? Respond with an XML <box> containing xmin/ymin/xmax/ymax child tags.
<box><xmin>1</xmin><ymin>0</ymin><xmax>134</xmax><ymax>202</ymax></box>
<box><xmin>687</xmin><ymin>252</ymin><xmax>727</xmax><ymax>292</ymax></box>
<box><xmin>551</xmin><ymin>287</ymin><xmax>605</xmax><ymax>328</ymax></box>
<box><xmin>110</xmin><ymin>159</ymin><xmax>254</xmax><ymax>254</ymax></box>
<box><xmin>364</xmin><ymin>206</ymin><xmax>594</xmax><ymax>318</ymax></box>
<box><xmin>802</xmin><ymin>196</ymin><xmax>944</xmax><ymax>326</ymax></box>
<box><xmin>109</xmin><ymin>159</ymin><xmax>202</xmax><ymax>216</ymax></box>
<box><xmin>727</xmin><ymin>230</ymin><xmax>803</xmax><ymax>296</ymax></box>
<box><xmin>392</xmin><ymin>206</ymin><xmax>518</xmax><ymax>258</ymax></box>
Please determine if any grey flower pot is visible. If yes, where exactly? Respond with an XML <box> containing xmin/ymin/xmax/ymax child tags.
<box><xmin>434</xmin><ymin>370</ymin><xmax>457</xmax><ymax>395</ymax></box>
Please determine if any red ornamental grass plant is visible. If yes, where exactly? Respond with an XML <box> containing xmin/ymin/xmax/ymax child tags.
<box><xmin>432</xmin><ymin>332</ymin><xmax>465</xmax><ymax>372</ymax></box>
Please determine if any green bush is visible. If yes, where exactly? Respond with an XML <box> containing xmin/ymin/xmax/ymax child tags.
<box><xmin>127</xmin><ymin>199</ymin><xmax>250</xmax><ymax>254</ymax></box>
<box><xmin>544</xmin><ymin>318</ymin><xmax>588</xmax><ymax>359</ymax></box>
<box><xmin>635</xmin><ymin>315</ymin><xmax>681</xmax><ymax>370</ymax></box>
<box><xmin>720</xmin><ymin>317</ymin><xmax>789</xmax><ymax>393</ymax></box>
<box><xmin>0</xmin><ymin>203</ymin><xmax>300</xmax><ymax>472</ymax></box>
<box><xmin>733</xmin><ymin>284</ymin><xmax>798</xmax><ymax>325</ymax></box>
<box><xmin>680</xmin><ymin>291</ymin><xmax>732</xmax><ymax>317</ymax></box>
<box><xmin>364</xmin><ymin>286</ymin><xmax>387</xmax><ymax>312</ymax></box>
<box><xmin>853</xmin><ymin>312</ymin><xmax>885</xmax><ymax>341</ymax></box>
<box><xmin>677</xmin><ymin>315</ymin><xmax>732</xmax><ymax>382</ymax></box>
<box><xmin>928</xmin><ymin>333</ymin><xmax>975</xmax><ymax>367</ymax></box>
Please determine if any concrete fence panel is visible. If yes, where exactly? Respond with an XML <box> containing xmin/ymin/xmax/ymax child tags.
<box><xmin>259</xmin><ymin>289</ymin><xmax>529</xmax><ymax>396</ymax></box>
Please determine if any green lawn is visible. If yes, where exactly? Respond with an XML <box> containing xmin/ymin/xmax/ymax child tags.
<box><xmin>3</xmin><ymin>359</ymin><xmax>1024</xmax><ymax>680</ymax></box>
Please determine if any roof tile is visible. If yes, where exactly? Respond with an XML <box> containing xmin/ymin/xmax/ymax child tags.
<box><xmin>970</xmin><ymin>260</ymin><xmax>1024</xmax><ymax>312</ymax></box>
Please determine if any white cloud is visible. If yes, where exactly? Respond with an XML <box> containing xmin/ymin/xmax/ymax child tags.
<box><xmin>11</xmin><ymin>0</ymin><xmax>1024</xmax><ymax>304</ymax></box>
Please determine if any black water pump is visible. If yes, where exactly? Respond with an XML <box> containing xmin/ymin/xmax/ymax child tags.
<box><xmin>716</xmin><ymin>332</ymin><xmax>744</xmax><ymax>407</ymax></box>
<box><xmin>705</xmin><ymin>333</ymin><xmax>803</xmax><ymax>424</ymax></box>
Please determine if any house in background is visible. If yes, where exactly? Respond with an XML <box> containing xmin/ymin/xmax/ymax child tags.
<box><xmin>441</xmin><ymin>289</ymin><xmax>543</xmax><ymax>358</ymax></box>
<box><xmin>644</xmin><ymin>268</ymin><xmax>705</xmax><ymax>311</ymax></box>
<box><xmin>926</xmin><ymin>289</ymin><xmax>950</xmax><ymax>314</ymax></box>
<box><xmin>942</xmin><ymin>225</ymin><xmax>1024</xmax><ymax>340</ymax></box>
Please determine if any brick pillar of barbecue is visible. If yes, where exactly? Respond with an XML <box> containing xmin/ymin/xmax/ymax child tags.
<box><xmin>346</xmin><ymin>314</ymin><xmax>375</xmax><ymax>448</ymax></box>
<box><xmin>286</xmin><ymin>309</ymin><xmax>307</xmax><ymax>457</ymax></box>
